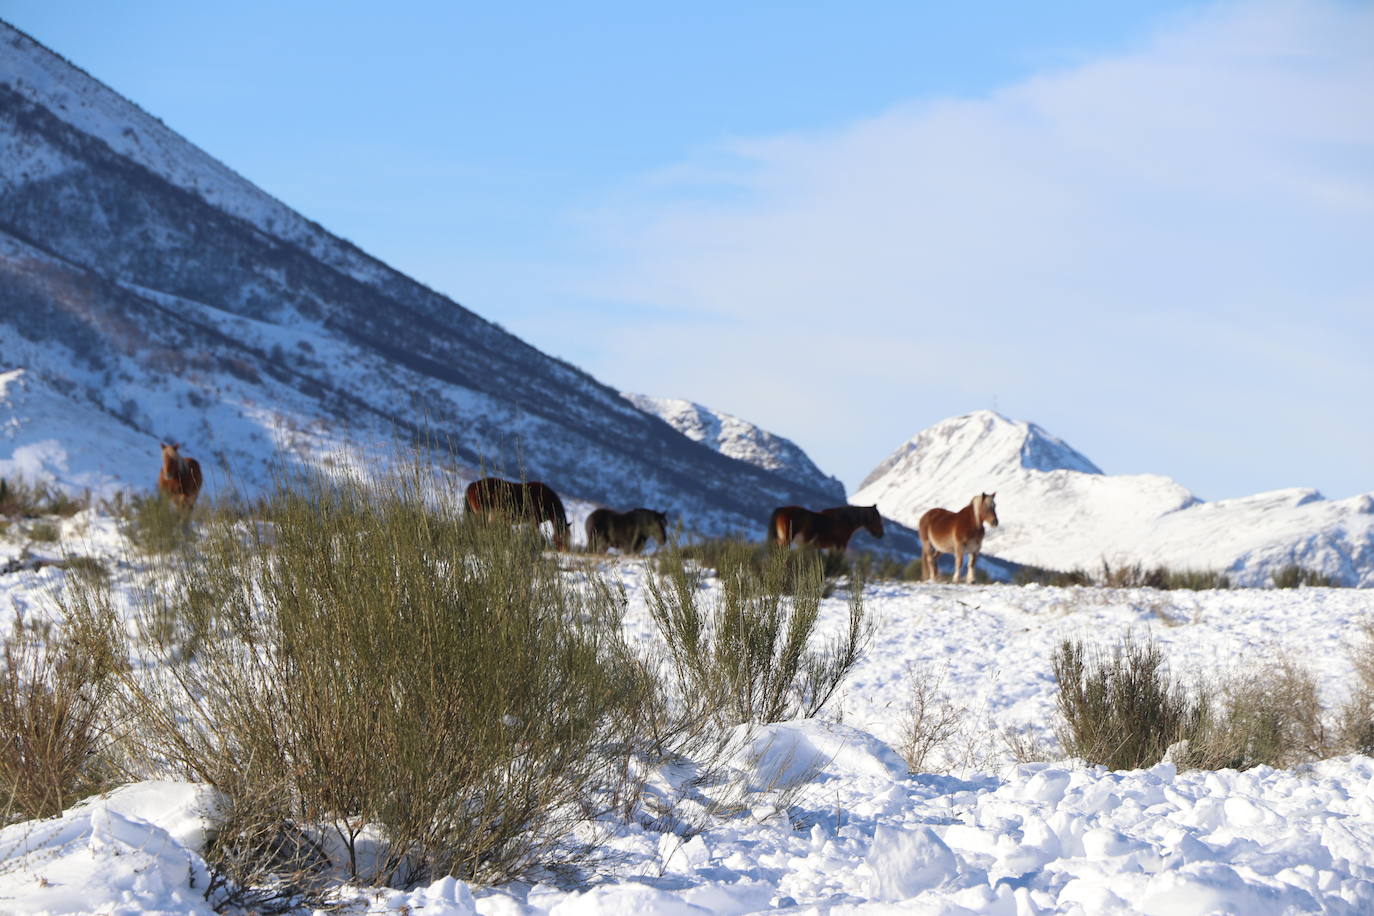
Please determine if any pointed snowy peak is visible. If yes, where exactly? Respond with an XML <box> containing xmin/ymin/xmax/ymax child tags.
<box><xmin>625</xmin><ymin>394</ymin><xmax>846</xmax><ymax>503</ymax></box>
<box><xmin>858</xmin><ymin>410</ymin><xmax>1100</xmax><ymax>492</ymax></box>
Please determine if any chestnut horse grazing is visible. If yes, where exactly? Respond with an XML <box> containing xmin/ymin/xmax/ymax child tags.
<box><xmin>768</xmin><ymin>504</ymin><xmax>884</xmax><ymax>552</ymax></box>
<box><xmin>585</xmin><ymin>508</ymin><xmax>668</xmax><ymax>554</ymax></box>
<box><xmin>157</xmin><ymin>442</ymin><xmax>203</xmax><ymax>511</ymax></box>
<box><xmin>464</xmin><ymin>477</ymin><xmax>571</xmax><ymax>550</ymax></box>
<box><xmin>919</xmin><ymin>492</ymin><xmax>998</xmax><ymax>583</ymax></box>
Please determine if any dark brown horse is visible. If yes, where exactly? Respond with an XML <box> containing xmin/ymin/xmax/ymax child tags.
<box><xmin>585</xmin><ymin>508</ymin><xmax>668</xmax><ymax>554</ymax></box>
<box><xmin>157</xmin><ymin>442</ymin><xmax>203</xmax><ymax>511</ymax></box>
<box><xmin>464</xmin><ymin>477</ymin><xmax>571</xmax><ymax>550</ymax></box>
<box><xmin>767</xmin><ymin>504</ymin><xmax>884</xmax><ymax>552</ymax></box>
<box><xmin>919</xmin><ymin>492</ymin><xmax>998</xmax><ymax>583</ymax></box>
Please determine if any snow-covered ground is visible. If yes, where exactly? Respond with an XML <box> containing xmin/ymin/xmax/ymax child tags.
<box><xmin>2</xmin><ymin>514</ymin><xmax>1374</xmax><ymax>914</ymax></box>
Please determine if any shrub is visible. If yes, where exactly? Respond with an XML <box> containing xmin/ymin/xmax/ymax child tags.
<box><xmin>850</xmin><ymin>552</ymin><xmax>924</xmax><ymax>583</ymax></box>
<box><xmin>647</xmin><ymin>540</ymin><xmax>870</xmax><ymax>728</ymax></box>
<box><xmin>68</xmin><ymin>468</ymin><xmax>653</xmax><ymax>890</ymax></box>
<box><xmin>1098</xmin><ymin>562</ymin><xmax>1229</xmax><ymax>591</ymax></box>
<box><xmin>1272</xmin><ymin>564</ymin><xmax>1338</xmax><ymax>588</ymax></box>
<box><xmin>894</xmin><ymin>663</ymin><xmax>964</xmax><ymax>774</ymax></box>
<box><xmin>1337</xmin><ymin>620</ymin><xmax>1374</xmax><ymax>755</ymax></box>
<box><xmin>677</xmin><ymin>536</ymin><xmax>851</xmax><ymax>591</ymax></box>
<box><xmin>1196</xmin><ymin>657</ymin><xmax>1326</xmax><ymax>769</ymax></box>
<box><xmin>1014</xmin><ymin>564</ymin><xmax>1093</xmax><ymax>587</ymax></box>
<box><xmin>26</xmin><ymin>520</ymin><xmax>60</xmax><ymax>543</ymax></box>
<box><xmin>0</xmin><ymin>615</ymin><xmax>119</xmax><ymax>823</ymax></box>
<box><xmin>57</xmin><ymin>555</ymin><xmax>109</xmax><ymax>581</ymax></box>
<box><xmin>122</xmin><ymin>493</ymin><xmax>191</xmax><ymax>554</ymax></box>
<box><xmin>1052</xmin><ymin>636</ymin><xmax>1208</xmax><ymax>770</ymax></box>
<box><xmin>0</xmin><ymin>478</ymin><xmax>87</xmax><ymax>520</ymax></box>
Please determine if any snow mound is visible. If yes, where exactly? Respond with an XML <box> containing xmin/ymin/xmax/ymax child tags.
<box><xmin>0</xmin><ymin>783</ymin><xmax>219</xmax><ymax>916</ymax></box>
<box><xmin>723</xmin><ymin>719</ymin><xmax>911</xmax><ymax>790</ymax></box>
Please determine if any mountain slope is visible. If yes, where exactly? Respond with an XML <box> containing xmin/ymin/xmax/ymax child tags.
<box><xmin>855</xmin><ymin>411</ymin><xmax>1374</xmax><ymax>586</ymax></box>
<box><xmin>623</xmin><ymin>394</ymin><xmax>846</xmax><ymax>503</ymax></box>
<box><xmin>0</xmin><ymin>21</ymin><xmax>857</xmax><ymax>536</ymax></box>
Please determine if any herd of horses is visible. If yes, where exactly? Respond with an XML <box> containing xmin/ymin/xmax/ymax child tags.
<box><xmin>460</xmin><ymin>476</ymin><xmax>999</xmax><ymax>584</ymax></box>
<box><xmin>155</xmin><ymin>444</ymin><xmax>998</xmax><ymax>583</ymax></box>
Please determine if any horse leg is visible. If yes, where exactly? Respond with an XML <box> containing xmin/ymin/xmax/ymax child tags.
<box><xmin>966</xmin><ymin>549</ymin><xmax>977</xmax><ymax>584</ymax></box>
<box><xmin>953</xmin><ymin>546</ymin><xmax>965</xmax><ymax>584</ymax></box>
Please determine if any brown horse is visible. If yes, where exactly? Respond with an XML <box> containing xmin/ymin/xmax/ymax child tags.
<box><xmin>585</xmin><ymin>507</ymin><xmax>668</xmax><ymax>554</ymax></box>
<box><xmin>464</xmin><ymin>477</ymin><xmax>571</xmax><ymax>550</ymax></box>
<box><xmin>919</xmin><ymin>492</ymin><xmax>998</xmax><ymax>583</ymax></box>
<box><xmin>157</xmin><ymin>442</ymin><xmax>203</xmax><ymax>511</ymax></box>
<box><xmin>768</xmin><ymin>504</ymin><xmax>884</xmax><ymax>552</ymax></box>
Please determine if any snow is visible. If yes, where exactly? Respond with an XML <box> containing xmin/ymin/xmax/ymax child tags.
<box><xmin>624</xmin><ymin>394</ymin><xmax>846</xmax><ymax>503</ymax></box>
<box><xmin>855</xmin><ymin>410</ymin><xmax>1374</xmax><ymax>587</ymax></box>
<box><xmin>2</xmin><ymin>513</ymin><xmax>1373</xmax><ymax>914</ymax></box>
<box><xmin>0</xmin><ymin>783</ymin><xmax>219</xmax><ymax>916</ymax></box>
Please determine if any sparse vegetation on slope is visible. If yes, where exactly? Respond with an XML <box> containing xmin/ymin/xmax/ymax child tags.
<box><xmin>66</xmin><ymin>468</ymin><xmax>659</xmax><ymax>895</ymax></box>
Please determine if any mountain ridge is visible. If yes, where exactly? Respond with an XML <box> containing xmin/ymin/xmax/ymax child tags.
<box><xmin>624</xmin><ymin>394</ymin><xmax>847</xmax><ymax>503</ymax></box>
<box><xmin>0</xmin><ymin>19</ymin><xmax>872</xmax><ymax>541</ymax></box>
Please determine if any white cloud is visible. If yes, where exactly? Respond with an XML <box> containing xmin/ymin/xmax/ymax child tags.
<box><xmin>576</xmin><ymin>0</ymin><xmax>1374</xmax><ymax>499</ymax></box>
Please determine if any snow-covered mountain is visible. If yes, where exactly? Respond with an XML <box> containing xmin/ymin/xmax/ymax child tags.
<box><xmin>0</xmin><ymin>21</ymin><xmax>861</xmax><ymax>536</ymax></box>
<box><xmin>854</xmin><ymin>410</ymin><xmax>1374</xmax><ymax>586</ymax></box>
<box><xmin>623</xmin><ymin>394</ymin><xmax>846</xmax><ymax>503</ymax></box>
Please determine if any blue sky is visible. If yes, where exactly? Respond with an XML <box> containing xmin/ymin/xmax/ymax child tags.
<box><xmin>7</xmin><ymin>1</ymin><xmax>1372</xmax><ymax>500</ymax></box>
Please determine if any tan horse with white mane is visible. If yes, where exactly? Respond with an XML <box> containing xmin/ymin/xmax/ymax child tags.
<box><xmin>919</xmin><ymin>492</ymin><xmax>998</xmax><ymax>583</ymax></box>
<box><xmin>157</xmin><ymin>442</ymin><xmax>203</xmax><ymax>511</ymax></box>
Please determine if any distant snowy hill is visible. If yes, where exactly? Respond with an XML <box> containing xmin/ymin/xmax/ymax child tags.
<box><xmin>854</xmin><ymin>410</ymin><xmax>1374</xmax><ymax>586</ymax></box>
<box><xmin>0</xmin><ymin>21</ymin><xmax>857</xmax><ymax>537</ymax></box>
<box><xmin>624</xmin><ymin>394</ymin><xmax>846</xmax><ymax>503</ymax></box>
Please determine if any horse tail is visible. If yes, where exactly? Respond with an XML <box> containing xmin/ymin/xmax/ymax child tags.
<box><xmin>464</xmin><ymin>480</ymin><xmax>484</xmax><ymax>515</ymax></box>
<box><xmin>547</xmin><ymin>488</ymin><xmax>571</xmax><ymax>551</ymax></box>
<box><xmin>768</xmin><ymin>507</ymin><xmax>793</xmax><ymax>546</ymax></box>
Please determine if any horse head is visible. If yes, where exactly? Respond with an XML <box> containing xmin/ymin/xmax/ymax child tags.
<box><xmin>863</xmin><ymin>505</ymin><xmax>885</xmax><ymax>539</ymax></box>
<box><xmin>551</xmin><ymin>521</ymin><xmax>571</xmax><ymax>551</ymax></box>
<box><xmin>977</xmin><ymin>493</ymin><xmax>999</xmax><ymax>528</ymax></box>
<box><xmin>650</xmin><ymin>510</ymin><xmax>669</xmax><ymax>546</ymax></box>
